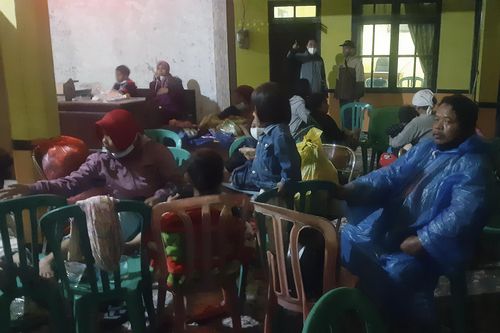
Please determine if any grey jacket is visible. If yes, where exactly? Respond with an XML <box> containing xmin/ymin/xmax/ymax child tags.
<box><xmin>389</xmin><ymin>114</ymin><xmax>435</xmax><ymax>149</ymax></box>
<box><xmin>287</xmin><ymin>50</ymin><xmax>327</xmax><ymax>94</ymax></box>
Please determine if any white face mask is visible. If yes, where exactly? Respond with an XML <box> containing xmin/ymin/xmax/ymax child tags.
<box><xmin>159</xmin><ymin>75</ymin><xmax>166</xmax><ymax>81</ymax></box>
<box><xmin>251</xmin><ymin>127</ymin><xmax>264</xmax><ymax>140</ymax></box>
<box><xmin>308</xmin><ymin>47</ymin><xmax>317</xmax><ymax>55</ymax></box>
<box><xmin>102</xmin><ymin>143</ymin><xmax>135</xmax><ymax>159</ymax></box>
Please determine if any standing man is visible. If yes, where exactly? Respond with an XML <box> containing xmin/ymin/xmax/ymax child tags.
<box><xmin>287</xmin><ymin>39</ymin><xmax>327</xmax><ymax>94</ymax></box>
<box><xmin>335</xmin><ymin>40</ymin><xmax>365</xmax><ymax>109</ymax></box>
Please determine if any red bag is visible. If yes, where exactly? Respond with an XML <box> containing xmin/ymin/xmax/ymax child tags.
<box><xmin>379</xmin><ymin>152</ymin><xmax>397</xmax><ymax>168</ymax></box>
<box><xmin>34</xmin><ymin>136</ymin><xmax>89</xmax><ymax>180</ymax></box>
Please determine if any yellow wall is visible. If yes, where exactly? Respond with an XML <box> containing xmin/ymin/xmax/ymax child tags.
<box><xmin>0</xmin><ymin>0</ymin><xmax>59</xmax><ymax>141</ymax></box>
<box><xmin>322</xmin><ymin>0</ymin><xmax>351</xmax><ymax>89</ymax></box>
<box><xmin>477</xmin><ymin>0</ymin><xmax>500</xmax><ymax>103</ymax></box>
<box><xmin>234</xmin><ymin>0</ymin><xmax>270</xmax><ymax>87</ymax></box>
<box><xmin>437</xmin><ymin>0</ymin><xmax>475</xmax><ymax>90</ymax></box>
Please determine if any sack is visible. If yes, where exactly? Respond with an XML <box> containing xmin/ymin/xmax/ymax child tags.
<box><xmin>74</xmin><ymin>196</ymin><xmax>123</xmax><ymax>272</ymax></box>
<box><xmin>296</xmin><ymin>128</ymin><xmax>339</xmax><ymax>183</ymax></box>
<box><xmin>35</xmin><ymin>136</ymin><xmax>89</xmax><ymax>180</ymax></box>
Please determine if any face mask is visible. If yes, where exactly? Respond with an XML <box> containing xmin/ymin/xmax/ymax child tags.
<box><xmin>235</xmin><ymin>102</ymin><xmax>247</xmax><ymax>111</ymax></box>
<box><xmin>159</xmin><ymin>75</ymin><xmax>166</xmax><ymax>81</ymax></box>
<box><xmin>251</xmin><ymin>127</ymin><xmax>264</xmax><ymax>140</ymax></box>
<box><xmin>308</xmin><ymin>47</ymin><xmax>317</xmax><ymax>55</ymax></box>
<box><xmin>109</xmin><ymin>144</ymin><xmax>135</xmax><ymax>159</ymax></box>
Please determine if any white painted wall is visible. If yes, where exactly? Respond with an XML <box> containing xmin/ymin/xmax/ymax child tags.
<box><xmin>48</xmin><ymin>0</ymin><xmax>230</xmax><ymax>119</ymax></box>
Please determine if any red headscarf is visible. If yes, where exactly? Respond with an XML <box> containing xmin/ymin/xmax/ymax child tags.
<box><xmin>95</xmin><ymin>109</ymin><xmax>142</xmax><ymax>151</ymax></box>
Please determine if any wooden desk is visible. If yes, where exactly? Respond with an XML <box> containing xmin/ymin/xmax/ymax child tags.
<box><xmin>58</xmin><ymin>97</ymin><xmax>162</xmax><ymax>149</ymax></box>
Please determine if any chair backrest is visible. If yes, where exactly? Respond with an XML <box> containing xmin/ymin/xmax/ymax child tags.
<box><xmin>168</xmin><ymin>147</ymin><xmax>191</xmax><ymax>167</ymax></box>
<box><xmin>254</xmin><ymin>180</ymin><xmax>343</xmax><ymax>220</ymax></box>
<box><xmin>367</xmin><ymin>107</ymin><xmax>400</xmax><ymax>153</ymax></box>
<box><xmin>398</xmin><ymin>76</ymin><xmax>424</xmax><ymax>88</ymax></box>
<box><xmin>340</xmin><ymin>103</ymin><xmax>373</xmax><ymax>130</ymax></box>
<box><xmin>151</xmin><ymin>194</ymin><xmax>251</xmax><ymax>287</ymax></box>
<box><xmin>145</xmin><ymin>129</ymin><xmax>182</xmax><ymax>148</ymax></box>
<box><xmin>39</xmin><ymin>200</ymin><xmax>151</xmax><ymax>298</ymax></box>
<box><xmin>0</xmin><ymin>195</ymin><xmax>67</xmax><ymax>288</ymax></box>
<box><xmin>322</xmin><ymin>144</ymin><xmax>356</xmax><ymax>184</ymax></box>
<box><xmin>228</xmin><ymin>136</ymin><xmax>251</xmax><ymax>158</ymax></box>
<box><xmin>302</xmin><ymin>287</ymin><xmax>386</xmax><ymax>333</ymax></box>
<box><xmin>252</xmin><ymin>201</ymin><xmax>338</xmax><ymax>319</ymax></box>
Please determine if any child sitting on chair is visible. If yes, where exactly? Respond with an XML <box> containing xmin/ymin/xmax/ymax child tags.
<box><xmin>112</xmin><ymin>65</ymin><xmax>138</xmax><ymax>97</ymax></box>
<box><xmin>230</xmin><ymin>82</ymin><xmax>302</xmax><ymax>192</ymax></box>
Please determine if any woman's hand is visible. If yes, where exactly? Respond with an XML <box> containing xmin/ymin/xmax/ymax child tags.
<box><xmin>144</xmin><ymin>196</ymin><xmax>162</xmax><ymax>207</ymax></box>
<box><xmin>157</xmin><ymin>87</ymin><xmax>169</xmax><ymax>95</ymax></box>
<box><xmin>400</xmin><ymin>235</ymin><xmax>424</xmax><ymax>256</ymax></box>
<box><xmin>239</xmin><ymin>147</ymin><xmax>256</xmax><ymax>160</ymax></box>
<box><xmin>0</xmin><ymin>184</ymin><xmax>30</xmax><ymax>200</ymax></box>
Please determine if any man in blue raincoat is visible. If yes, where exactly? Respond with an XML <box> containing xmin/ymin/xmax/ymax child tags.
<box><xmin>336</xmin><ymin>94</ymin><xmax>492</xmax><ymax>331</ymax></box>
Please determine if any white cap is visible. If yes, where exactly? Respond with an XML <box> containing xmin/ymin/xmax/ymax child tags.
<box><xmin>412</xmin><ymin>89</ymin><xmax>435</xmax><ymax>107</ymax></box>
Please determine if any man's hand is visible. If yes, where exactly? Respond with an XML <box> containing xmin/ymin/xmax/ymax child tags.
<box><xmin>0</xmin><ymin>184</ymin><xmax>30</xmax><ymax>200</ymax></box>
<box><xmin>144</xmin><ymin>196</ymin><xmax>162</xmax><ymax>207</ymax></box>
<box><xmin>157</xmin><ymin>87</ymin><xmax>169</xmax><ymax>95</ymax></box>
<box><xmin>400</xmin><ymin>235</ymin><xmax>424</xmax><ymax>256</ymax></box>
<box><xmin>292</xmin><ymin>40</ymin><xmax>299</xmax><ymax>50</ymax></box>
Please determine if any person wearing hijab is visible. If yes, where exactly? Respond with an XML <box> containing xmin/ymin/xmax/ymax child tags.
<box><xmin>148</xmin><ymin>60</ymin><xmax>185</xmax><ymax>123</ymax></box>
<box><xmin>389</xmin><ymin>89</ymin><xmax>437</xmax><ymax>149</ymax></box>
<box><xmin>0</xmin><ymin>109</ymin><xmax>183</xmax><ymax>277</ymax></box>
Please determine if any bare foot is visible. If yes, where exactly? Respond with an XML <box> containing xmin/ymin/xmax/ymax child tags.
<box><xmin>39</xmin><ymin>254</ymin><xmax>55</xmax><ymax>279</ymax></box>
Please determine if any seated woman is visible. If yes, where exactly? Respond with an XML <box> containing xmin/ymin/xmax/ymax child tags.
<box><xmin>0</xmin><ymin>109</ymin><xmax>183</xmax><ymax>277</ymax></box>
<box><xmin>149</xmin><ymin>60</ymin><xmax>185</xmax><ymax>123</ymax></box>
<box><xmin>289</xmin><ymin>79</ymin><xmax>313</xmax><ymax>138</ymax></box>
<box><xmin>336</xmin><ymin>95</ymin><xmax>492</xmax><ymax>331</ymax></box>
<box><xmin>231</xmin><ymin>82</ymin><xmax>301</xmax><ymax>191</ymax></box>
<box><xmin>112</xmin><ymin>65</ymin><xmax>138</xmax><ymax>97</ymax></box>
<box><xmin>389</xmin><ymin>89</ymin><xmax>437</xmax><ymax>150</ymax></box>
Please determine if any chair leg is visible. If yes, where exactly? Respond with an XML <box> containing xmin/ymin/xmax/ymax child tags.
<box><xmin>125</xmin><ymin>290</ymin><xmax>146</xmax><ymax>333</ymax></box>
<box><xmin>361</xmin><ymin>145</ymin><xmax>368</xmax><ymax>175</ymax></box>
<box><xmin>172</xmin><ymin>291</ymin><xmax>186</xmax><ymax>333</ymax></box>
<box><xmin>237</xmin><ymin>264</ymin><xmax>248</xmax><ymax>308</ymax></box>
<box><xmin>369</xmin><ymin>150</ymin><xmax>377</xmax><ymax>171</ymax></box>
<box><xmin>0</xmin><ymin>295</ymin><xmax>11</xmax><ymax>333</ymax></box>
<box><xmin>141</xmin><ymin>279</ymin><xmax>155</xmax><ymax>329</ymax></box>
<box><xmin>222</xmin><ymin>281</ymin><xmax>242</xmax><ymax>332</ymax></box>
<box><xmin>74</xmin><ymin>297</ymin><xmax>99</xmax><ymax>333</ymax></box>
<box><xmin>264</xmin><ymin>284</ymin><xmax>277</xmax><ymax>333</ymax></box>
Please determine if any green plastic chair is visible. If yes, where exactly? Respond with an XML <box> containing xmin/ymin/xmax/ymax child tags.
<box><xmin>40</xmin><ymin>200</ymin><xmax>154</xmax><ymax>333</ymax></box>
<box><xmin>168</xmin><ymin>147</ymin><xmax>191</xmax><ymax>167</ymax></box>
<box><xmin>0</xmin><ymin>195</ymin><xmax>69</xmax><ymax>333</ymax></box>
<box><xmin>302</xmin><ymin>287</ymin><xmax>386</xmax><ymax>333</ymax></box>
<box><xmin>340</xmin><ymin>102</ymin><xmax>373</xmax><ymax>130</ymax></box>
<box><xmin>145</xmin><ymin>129</ymin><xmax>182</xmax><ymax>148</ymax></box>
<box><xmin>228</xmin><ymin>136</ymin><xmax>252</xmax><ymax>158</ymax></box>
<box><xmin>361</xmin><ymin>107</ymin><xmax>399</xmax><ymax>174</ymax></box>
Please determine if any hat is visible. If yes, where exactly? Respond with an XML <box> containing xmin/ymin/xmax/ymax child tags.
<box><xmin>340</xmin><ymin>40</ymin><xmax>356</xmax><ymax>48</ymax></box>
<box><xmin>412</xmin><ymin>89</ymin><xmax>435</xmax><ymax>107</ymax></box>
<box><xmin>96</xmin><ymin>109</ymin><xmax>142</xmax><ymax>151</ymax></box>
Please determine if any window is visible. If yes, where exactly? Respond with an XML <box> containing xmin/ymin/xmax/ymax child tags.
<box><xmin>273</xmin><ymin>5</ymin><xmax>318</xmax><ymax>19</ymax></box>
<box><xmin>354</xmin><ymin>1</ymin><xmax>440</xmax><ymax>91</ymax></box>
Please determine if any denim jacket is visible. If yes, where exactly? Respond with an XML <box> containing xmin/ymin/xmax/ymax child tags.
<box><xmin>250</xmin><ymin>123</ymin><xmax>301</xmax><ymax>190</ymax></box>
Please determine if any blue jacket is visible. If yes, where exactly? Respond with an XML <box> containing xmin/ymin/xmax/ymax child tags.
<box><xmin>341</xmin><ymin>135</ymin><xmax>492</xmax><ymax>320</ymax></box>
<box><xmin>251</xmin><ymin>123</ymin><xmax>302</xmax><ymax>190</ymax></box>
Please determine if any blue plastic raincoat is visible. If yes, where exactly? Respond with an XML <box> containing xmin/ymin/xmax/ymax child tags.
<box><xmin>341</xmin><ymin>135</ymin><xmax>492</xmax><ymax>325</ymax></box>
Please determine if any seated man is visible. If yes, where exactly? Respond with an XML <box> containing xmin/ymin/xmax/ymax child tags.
<box><xmin>112</xmin><ymin>65</ymin><xmax>138</xmax><ymax>97</ymax></box>
<box><xmin>336</xmin><ymin>95</ymin><xmax>492</xmax><ymax>331</ymax></box>
<box><xmin>389</xmin><ymin>89</ymin><xmax>437</xmax><ymax>150</ymax></box>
